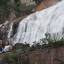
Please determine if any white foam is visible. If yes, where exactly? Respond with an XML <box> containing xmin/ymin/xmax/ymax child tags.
<box><xmin>8</xmin><ymin>0</ymin><xmax>64</xmax><ymax>45</ymax></box>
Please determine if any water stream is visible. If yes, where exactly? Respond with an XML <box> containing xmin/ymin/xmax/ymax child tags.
<box><xmin>7</xmin><ymin>0</ymin><xmax>64</xmax><ymax>45</ymax></box>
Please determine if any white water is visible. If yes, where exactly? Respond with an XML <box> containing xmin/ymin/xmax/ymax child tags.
<box><xmin>3</xmin><ymin>45</ymin><xmax>12</xmax><ymax>52</ymax></box>
<box><xmin>8</xmin><ymin>0</ymin><xmax>64</xmax><ymax>45</ymax></box>
<box><xmin>7</xmin><ymin>22</ymin><xmax>13</xmax><ymax>38</ymax></box>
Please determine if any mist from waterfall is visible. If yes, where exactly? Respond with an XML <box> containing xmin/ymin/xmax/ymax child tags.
<box><xmin>8</xmin><ymin>0</ymin><xmax>64</xmax><ymax>45</ymax></box>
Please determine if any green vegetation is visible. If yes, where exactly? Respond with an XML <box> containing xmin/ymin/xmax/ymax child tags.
<box><xmin>0</xmin><ymin>0</ymin><xmax>10</xmax><ymax>23</ymax></box>
<box><xmin>2</xmin><ymin>33</ymin><xmax>64</xmax><ymax>64</ymax></box>
<box><xmin>3</xmin><ymin>52</ymin><xmax>21</xmax><ymax>64</ymax></box>
<box><xmin>0</xmin><ymin>0</ymin><xmax>35</xmax><ymax>23</ymax></box>
<box><xmin>3</xmin><ymin>38</ymin><xmax>64</xmax><ymax>64</ymax></box>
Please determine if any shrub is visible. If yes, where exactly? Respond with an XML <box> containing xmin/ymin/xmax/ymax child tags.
<box><xmin>3</xmin><ymin>52</ymin><xmax>21</xmax><ymax>64</ymax></box>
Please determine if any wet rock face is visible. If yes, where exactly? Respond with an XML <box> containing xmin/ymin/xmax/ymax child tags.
<box><xmin>11</xmin><ymin>21</ymin><xmax>19</xmax><ymax>38</ymax></box>
<box><xmin>0</xmin><ymin>24</ymin><xmax>8</xmax><ymax>40</ymax></box>
<box><xmin>0</xmin><ymin>21</ymin><xmax>19</xmax><ymax>47</ymax></box>
<box><xmin>20</xmin><ymin>47</ymin><xmax>64</xmax><ymax>64</ymax></box>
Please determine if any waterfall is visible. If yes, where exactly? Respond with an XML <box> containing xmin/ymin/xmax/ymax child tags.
<box><xmin>8</xmin><ymin>0</ymin><xmax>64</xmax><ymax>45</ymax></box>
<box><xmin>7</xmin><ymin>22</ymin><xmax>13</xmax><ymax>39</ymax></box>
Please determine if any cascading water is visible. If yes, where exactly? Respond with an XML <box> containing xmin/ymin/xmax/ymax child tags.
<box><xmin>8</xmin><ymin>0</ymin><xmax>64</xmax><ymax>45</ymax></box>
<box><xmin>7</xmin><ymin>22</ymin><xmax>13</xmax><ymax>39</ymax></box>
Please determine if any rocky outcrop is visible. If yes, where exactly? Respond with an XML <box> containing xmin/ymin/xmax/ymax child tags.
<box><xmin>35</xmin><ymin>0</ymin><xmax>61</xmax><ymax>11</ymax></box>
<box><xmin>0</xmin><ymin>14</ymin><xmax>28</xmax><ymax>48</ymax></box>
<box><xmin>20</xmin><ymin>46</ymin><xmax>64</xmax><ymax>64</ymax></box>
<box><xmin>0</xmin><ymin>21</ymin><xmax>10</xmax><ymax>47</ymax></box>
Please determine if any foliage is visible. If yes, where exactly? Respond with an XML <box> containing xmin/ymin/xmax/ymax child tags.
<box><xmin>15</xmin><ymin>43</ymin><xmax>30</xmax><ymax>53</ymax></box>
<box><xmin>3</xmin><ymin>37</ymin><xmax>64</xmax><ymax>64</ymax></box>
<box><xmin>0</xmin><ymin>0</ymin><xmax>10</xmax><ymax>23</ymax></box>
<box><xmin>33</xmin><ymin>0</ymin><xmax>42</xmax><ymax>4</ymax></box>
<box><xmin>14</xmin><ymin>33</ymin><xmax>64</xmax><ymax>52</ymax></box>
<box><xmin>3</xmin><ymin>33</ymin><xmax>64</xmax><ymax>64</ymax></box>
<box><xmin>44</xmin><ymin>33</ymin><xmax>64</xmax><ymax>48</ymax></box>
<box><xmin>3</xmin><ymin>52</ymin><xmax>21</xmax><ymax>64</ymax></box>
<box><xmin>0</xmin><ymin>0</ymin><xmax>35</xmax><ymax>23</ymax></box>
<box><xmin>15</xmin><ymin>3</ymin><xmax>35</xmax><ymax>17</ymax></box>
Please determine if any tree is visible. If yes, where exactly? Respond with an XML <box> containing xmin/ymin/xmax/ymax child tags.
<box><xmin>33</xmin><ymin>0</ymin><xmax>43</xmax><ymax>4</ymax></box>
